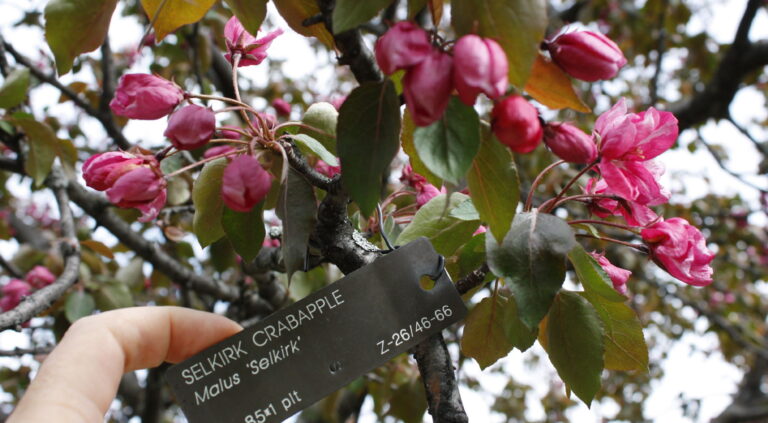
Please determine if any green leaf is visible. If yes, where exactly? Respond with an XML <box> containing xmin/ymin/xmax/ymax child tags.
<box><xmin>486</xmin><ymin>211</ymin><xmax>576</xmax><ymax>328</ymax></box>
<box><xmin>116</xmin><ymin>258</ymin><xmax>144</xmax><ymax>287</ymax></box>
<box><xmin>413</xmin><ymin>97</ymin><xmax>481</xmax><ymax>185</ymax></box>
<box><xmin>44</xmin><ymin>0</ymin><xmax>118</xmax><ymax>74</ymax></box>
<box><xmin>273</xmin><ymin>0</ymin><xmax>334</xmax><ymax>47</ymax></box>
<box><xmin>300</xmin><ymin>102</ymin><xmax>338</xmax><ymax>154</ymax></box>
<box><xmin>338</xmin><ymin>80</ymin><xmax>401</xmax><ymax>217</ymax></box>
<box><xmin>140</xmin><ymin>0</ymin><xmax>217</xmax><ymax>41</ymax></box>
<box><xmin>13</xmin><ymin>117</ymin><xmax>58</xmax><ymax>186</ymax></box>
<box><xmin>95</xmin><ymin>281</ymin><xmax>134</xmax><ymax>310</ymax></box>
<box><xmin>332</xmin><ymin>0</ymin><xmax>393</xmax><ymax>33</ymax></box>
<box><xmin>568</xmin><ymin>245</ymin><xmax>627</xmax><ymax>302</ymax></box>
<box><xmin>166</xmin><ymin>176</ymin><xmax>191</xmax><ymax>206</ymax></box>
<box><xmin>293</xmin><ymin>134</ymin><xmax>338</xmax><ymax>166</ymax></box>
<box><xmin>581</xmin><ymin>291</ymin><xmax>648</xmax><ymax>372</ymax></box>
<box><xmin>224</xmin><ymin>0</ymin><xmax>268</xmax><ymax>35</ymax></box>
<box><xmin>545</xmin><ymin>291</ymin><xmax>604</xmax><ymax>405</ymax></box>
<box><xmin>0</xmin><ymin>69</ymin><xmax>30</xmax><ymax>109</ymax></box>
<box><xmin>192</xmin><ymin>158</ymin><xmax>227</xmax><ymax>247</ymax></box>
<box><xmin>277</xmin><ymin>169</ymin><xmax>318</xmax><ymax>281</ymax></box>
<box><xmin>461</xmin><ymin>295</ymin><xmax>514</xmax><ymax>369</ymax></box>
<box><xmin>222</xmin><ymin>202</ymin><xmax>265</xmax><ymax>262</ymax></box>
<box><xmin>501</xmin><ymin>293</ymin><xmax>538</xmax><ymax>352</ymax></box>
<box><xmin>65</xmin><ymin>291</ymin><xmax>95</xmax><ymax>323</ymax></box>
<box><xmin>402</xmin><ymin>108</ymin><xmax>442</xmax><ymax>187</ymax></box>
<box><xmin>467</xmin><ymin>128</ymin><xmax>520</xmax><ymax>243</ymax></box>
<box><xmin>407</xmin><ymin>0</ymin><xmax>428</xmax><ymax>18</ymax></box>
<box><xmin>449</xmin><ymin>198</ymin><xmax>480</xmax><ymax>221</ymax></box>
<box><xmin>396</xmin><ymin>193</ymin><xmax>479</xmax><ymax>257</ymax></box>
<box><xmin>452</xmin><ymin>0</ymin><xmax>547</xmax><ymax>88</ymax></box>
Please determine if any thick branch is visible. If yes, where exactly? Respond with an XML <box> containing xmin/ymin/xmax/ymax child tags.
<box><xmin>411</xmin><ymin>334</ymin><xmax>468</xmax><ymax>423</ymax></box>
<box><xmin>2</xmin><ymin>41</ymin><xmax>131</xmax><ymax>150</ymax></box>
<box><xmin>0</xmin><ymin>169</ymin><xmax>81</xmax><ymax>330</ymax></box>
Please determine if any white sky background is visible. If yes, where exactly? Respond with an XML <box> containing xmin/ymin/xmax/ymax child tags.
<box><xmin>1</xmin><ymin>0</ymin><xmax>767</xmax><ymax>422</ymax></box>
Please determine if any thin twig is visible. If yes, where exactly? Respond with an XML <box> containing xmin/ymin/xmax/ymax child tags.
<box><xmin>0</xmin><ymin>254</ymin><xmax>24</xmax><ymax>279</ymax></box>
<box><xmin>697</xmin><ymin>131</ymin><xmax>767</xmax><ymax>193</ymax></box>
<box><xmin>0</xmin><ymin>345</ymin><xmax>55</xmax><ymax>357</ymax></box>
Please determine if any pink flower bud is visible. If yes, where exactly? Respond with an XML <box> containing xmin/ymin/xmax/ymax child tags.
<box><xmin>109</xmin><ymin>74</ymin><xmax>184</xmax><ymax>120</ymax></box>
<box><xmin>403</xmin><ymin>49</ymin><xmax>454</xmax><ymax>127</ymax></box>
<box><xmin>254</xmin><ymin>112</ymin><xmax>277</xmax><ymax>130</ymax></box>
<box><xmin>641</xmin><ymin>218</ymin><xmax>715</xmax><ymax>286</ymax></box>
<box><xmin>491</xmin><ymin>95</ymin><xmax>542</xmax><ymax>153</ymax></box>
<box><xmin>416</xmin><ymin>183</ymin><xmax>444</xmax><ymax>207</ymax></box>
<box><xmin>330</xmin><ymin>96</ymin><xmax>347</xmax><ymax>110</ymax></box>
<box><xmin>164</xmin><ymin>105</ymin><xmax>216</xmax><ymax>150</ymax></box>
<box><xmin>589</xmin><ymin>252</ymin><xmax>631</xmax><ymax>295</ymax></box>
<box><xmin>315</xmin><ymin>160</ymin><xmax>341</xmax><ymax>178</ymax></box>
<box><xmin>546</xmin><ymin>30</ymin><xmax>627</xmax><ymax>82</ymax></box>
<box><xmin>272</xmin><ymin>98</ymin><xmax>291</xmax><ymax>117</ymax></box>
<box><xmin>375</xmin><ymin>21</ymin><xmax>432</xmax><ymax>75</ymax></box>
<box><xmin>1</xmin><ymin>279</ymin><xmax>31</xmax><ymax>311</ymax></box>
<box><xmin>218</xmin><ymin>126</ymin><xmax>242</xmax><ymax>140</ymax></box>
<box><xmin>224</xmin><ymin>16</ymin><xmax>283</xmax><ymax>67</ymax></box>
<box><xmin>543</xmin><ymin>123</ymin><xmax>597</xmax><ymax>164</ymax></box>
<box><xmin>203</xmin><ymin>145</ymin><xmax>237</xmax><ymax>160</ymax></box>
<box><xmin>83</xmin><ymin>152</ymin><xmax>167</xmax><ymax>222</ymax></box>
<box><xmin>452</xmin><ymin>35</ymin><xmax>508</xmax><ymax>105</ymax></box>
<box><xmin>221</xmin><ymin>155</ymin><xmax>273</xmax><ymax>212</ymax></box>
<box><xmin>25</xmin><ymin>266</ymin><xmax>56</xmax><ymax>289</ymax></box>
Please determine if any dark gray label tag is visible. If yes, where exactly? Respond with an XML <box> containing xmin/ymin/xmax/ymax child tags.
<box><xmin>166</xmin><ymin>237</ymin><xmax>467</xmax><ymax>423</ymax></box>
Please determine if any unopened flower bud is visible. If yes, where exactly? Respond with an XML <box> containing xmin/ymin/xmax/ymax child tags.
<box><xmin>25</xmin><ymin>266</ymin><xmax>56</xmax><ymax>289</ymax></box>
<box><xmin>109</xmin><ymin>74</ymin><xmax>184</xmax><ymax>120</ymax></box>
<box><xmin>403</xmin><ymin>49</ymin><xmax>454</xmax><ymax>127</ymax></box>
<box><xmin>221</xmin><ymin>155</ymin><xmax>273</xmax><ymax>212</ymax></box>
<box><xmin>491</xmin><ymin>95</ymin><xmax>542</xmax><ymax>153</ymax></box>
<box><xmin>375</xmin><ymin>21</ymin><xmax>432</xmax><ymax>75</ymax></box>
<box><xmin>543</xmin><ymin>123</ymin><xmax>597</xmax><ymax>163</ymax></box>
<box><xmin>272</xmin><ymin>98</ymin><xmax>291</xmax><ymax>117</ymax></box>
<box><xmin>0</xmin><ymin>279</ymin><xmax>31</xmax><ymax>311</ymax></box>
<box><xmin>546</xmin><ymin>30</ymin><xmax>627</xmax><ymax>82</ymax></box>
<box><xmin>164</xmin><ymin>105</ymin><xmax>216</xmax><ymax>151</ymax></box>
<box><xmin>203</xmin><ymin>145</ymin><xmax>236</xmax><ymax>159</ymax></box>
<box><xmin>453</xmin><ymin>35</ymin><xmax>508</xmax><ymax>105</ymax></box>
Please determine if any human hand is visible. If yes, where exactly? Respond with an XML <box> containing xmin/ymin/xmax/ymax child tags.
<box><xmin>8</xmin><ymin>306</ymin><xmax>242</xmax><ymax>422</ymax></box>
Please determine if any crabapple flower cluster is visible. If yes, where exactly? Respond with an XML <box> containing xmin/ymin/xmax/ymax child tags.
<box><xmin>400</xmin><ymin>165</ymin><xmax>444</xmax><ymax>208</ymax></box>
<box><xmin>0</xmin><ymin>266</ymin><xmax>57</xmax><ymax>312</ymax></box>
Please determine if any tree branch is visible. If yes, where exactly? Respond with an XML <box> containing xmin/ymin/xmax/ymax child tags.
<box><xmin>2</xmin><ymin>41</ymin><xmax>132</xmax><ymax>150</ymax></box>
<box><xmin>0</xmin><ymin>253</ymin><xmax>24</xmax><ymax>279</ymax></box>
<box><xmin>411</xmin><ymin>334</ymin><xmax>469</xmax><ymax>423</ymax></box>
<box><xmin>0</xmin><ymin>345</ymin><xmax>54</xmax><ymax>357</ymax></box>
<box><xmin>0</xmin><ymin>168</ymin><xmax>81</xmax><ymax>330</ymax></box>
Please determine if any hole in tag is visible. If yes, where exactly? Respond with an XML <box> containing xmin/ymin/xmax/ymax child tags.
<box><xmin>419</xmin><ymin>275</ymin><xmax>436</xmax><ymax>291</ymax></box>
<box><xmin>329</xmin><ymin>360</ymin><xmax>342</xmax><ymax>374</ymax></box>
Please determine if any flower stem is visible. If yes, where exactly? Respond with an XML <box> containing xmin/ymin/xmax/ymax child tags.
<box><xmin>575</xmin><ymin>233</ymin><xmax>649</xmax><ymax>253</ymax></box>
<box><xmin>540</xmin><ymin>161</ymin><xmax>598</xmax><ymax>213</ymax></box>
<box><xmin>163</xmin><ymin>148</ymin><xmax>245</xmax><ymax>179</ymax></box>
<box><xmin>230</xmin><ymin>53</ymin><xmax>261</xmax><ymax>139</ymax></box>
<box><xmin>568</xmin><ymin>219</ymin><xmax>640</xmax><ymax>233</ymax></box>
<box><xmin>525</xmin><ymin>160</ymin><xmax>565</xmax><ymax>211</ymax></box>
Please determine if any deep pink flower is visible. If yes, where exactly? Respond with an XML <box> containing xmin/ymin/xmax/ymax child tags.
<box><xmin>221</xmin><ymin>155</ymin><xmax>273</xmax><ymax>212</ymax></box>
<box><xmin>403</xmin><ymin>49</ymin><xmax>454</xmax><ymax>127</ymax></box>
<box><xmin>272</xmin><ymin>98</ymin><xmax>291</xmax><ymax>117</ymax></box>
<box><xmin>416</xmin><ymin>183</ymin><xmax>444</xmax><ymax>207</ymax></box>
<box><xmin>584</xmin><ymin>178</ymin><xmax>659</xmax><ymax>226</ymax></box>
<box><xmin>164</xmin><ymin>105</ymin><xmax>216</xmax><ymax>150</ymax></box>
<box><xmin>224</xmin><ymin>16</ymin><xmax>283</xmax><ymax>67</ymax></box>
<box><xmin>109</xmin><ymin>74</ymin><xmax>184</xmax><ymax>120</ymax></box>
<box><xmin>25</xmin><ymin>266</ymin><xmax>56</xmax><ymax>289</ymax></box>
<box><xmin>0</xmin><ymin>279</ymin><xmax>32</xmax><ymax>311</ymax></box>
<box><xmin>543</xmin><ymin>123</ymin><xmax>597</xmax><ymax>164</ymax></box>
<box><xmin>330</xmin><ymin>96</ymin><xmax>347</xmax><ymax>110</ymax></box>
<box><xmin>203</xmin><ymin>145</ymin><xmax>237</xmax><ymax>160</ymax></box>
<box><xmin>375</xmin><ymin>21</ymin><xmax>432</xmax><ymax>75</ymax></box>
<box><xmin>400</xmin><ymin>164</ymin><xmax>427</xmax><ymax>188</ymax></box>
<box><xmin>218</xmin><ymin>126</ymin><xmax>242</xmax><ymax>140</ymax></box>
<box><xmin>491</xmin><ymin>95</ymin><xmax>542</xmax><ymax>154</ymax></box>
<box><xmin>590</xmin><ymin>252</ymin><xmax>631</xmax><ymax>295</ymax></box>
<box><xmin>83</xmin><ymin>152</ymin><xmax>167</xmax><ymax>222</ymax></box>
<box><xmin>254</xmin><ymin>112</ymin><xmax>277</xmax><ymax>130</ymax></box>
<box><xmin>315</xmin><ymin>160</ymin><xmax>341</xmax><ymax>178</ymax></box>
<box><xmin>546</xmin><ymin>30</ymin><xmax>627</xmax><ymax>82</ymax></box>
<box><xmin>641</xmin><ymin>218</ymin><xmax>715</xmax><ymax>286</ymax></box>
<box><xmin>595</xmin><ymin>99</ymin><xmax>678</xmax><ymax>205</ymax></box>
<box><xmin>453</xmin><ymin>35</ymin><xmax>508</xmax><ymax>105</ymax></box>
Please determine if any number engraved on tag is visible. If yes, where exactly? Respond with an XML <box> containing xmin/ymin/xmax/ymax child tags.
<box><xmin>166</xmin><ymin>237</ymin><xmax>467</xmax><ymax>423</ymax></box>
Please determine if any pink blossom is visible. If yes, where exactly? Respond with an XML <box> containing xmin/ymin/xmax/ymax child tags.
<box><xmin>221</xmin><ymin>155</ymin><xmax>273</xmax><ymax>212</ymax></box>
<box><xmin>0</xmin><ymin>279</ymin><xmax>32</xmax><ymax>311</ymax></box>
<box><xmin>224</xmin><ymin>16</ymin><xmax>283</xmax><ymax>67</ymax></box>
<box><xmin>584</xmin><ymin>178</ymin><xmax>659</xmax><ymax>226</ymax></box>
<box><xmin>543</xmin><ymin>122</ymin><xmax>597</xmax><ymax>164</ymax></box>
<box><xmin>403</xmin><ymin>49</ymin><xmax>454</xmax><ymax>127</ymax></box>
<box><xmin>400</xmin><ymin>164</ymin><xmax>427</xmax><ymax>188</ymax></box>
<box><xmin>203</xmin><ymin>145</ymin><xmax>237</xmax><ymax>160</ymax></box>
<box><xmin>641</xmin><ymin>217</ymin><xmax>715</xmax><ymax>286</ymax></box>
<box><xmin>164</xmin><ymin>105</ymin><xmax>216</xmax><ymax>150</ymax></box>
<box><xmin>546</xmin><ymin>30</ymin><xmax>627</xmax><ymax>82</ymax></box>
<box><xmin>590</xmin><ymin>252</ymin><xmax>631</xmax><ymax>295</ymax></box>
<box><xmin>491</xmin><ymin>95</ymin><xmax>542</xmax><ymax>154</ymax></box>
<box><xmin>453</xmin><ymin>35</ymin><xmax>508</xmax><ymax>105</ymax></box>
<box><xmin>416</xmin><ymin>183</ymin><xmax>444</xmax><ymax>207</ymax></box>
<box><xmin>330</xmin><ymin>96</ymin><xmax>347</xmax><ymax>110</ymax></box>
<box><xmin>109</xmin><ymin>74</ymin><xmax>184</xmax><ymax>120</ymax></box>
<box><xmin>473</xmin><ymin>225</ymin><xmax>488</xmax><ymax>236</ymax></box>
<box><xmin>83</xmin><ymin>152</ymin><xmax>167</xmax><ymax>222</ymax></box>
<box><xmin>25</xmin><ymin>266</ymin><xmax>56</xmax><ymax>289</ymax></box>
<box><xmin>272</xmin><ymin>98</ymin><xmax>291</xmax><ymax>117</ymax></box>
<box><xmin>218</xmin><ymin>126</ymin><xmax>242</xmax><ymax>140</ymax></box>
<box><xmin>254</xmin><ymin>112</ymin><xmax>277</xmax><ymax>130</ymax></box>
<box><xmin>263</xmin><ymin>237</ymin><xmax>281</xmax><ymax>248</ymax></box>
<box><xmin>315</xmin><ymin>160</ymin><xmax>341</xmax><ymax>178</ymax></box>
<box><xmin>375</xmin><ymin>21</ymin><xmax>432</xmax><ymax>75</ymax></box>
<box><xmin>595</xmin><ymin>99</ymin><xmax>677</xmax><ymax>205</ymax></box>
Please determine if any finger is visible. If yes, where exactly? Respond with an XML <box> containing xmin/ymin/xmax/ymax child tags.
<box><xmin>8</xmin><ymin>306</ymin><xmax>242</xmax><ymax>423</ymax></box>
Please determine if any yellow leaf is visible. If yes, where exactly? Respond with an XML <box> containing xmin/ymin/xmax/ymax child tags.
<box><xmin>525</xmin><ymin>55</ymin><xmax>591</xmax><ymax>113</ymax></box>
<box><xmin>273</xmin><ymin>0</ymin><xmax>334</xmax><ymax>48</ymax></box>
<box><xmin>141</xmin><ymin>0</ymin><xmax>217</xmax><ymax>41</ymax></box>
